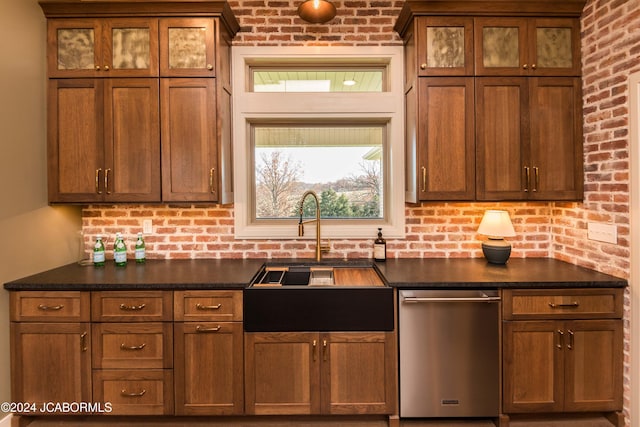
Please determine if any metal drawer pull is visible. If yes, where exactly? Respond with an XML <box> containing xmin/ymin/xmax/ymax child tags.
<box><xmin>313</xmin><ymin>339</ymin><xmax>317</xmax><ymax>361</ymax></box>
<box><xmin>403</xmin><ymin>296</ymin><xmax>501</xmax><ymax>303</ymax></box>
<box><xmin>556</xmin><ymin>330</ymin><xmax>564</xmax><ymax>349</ymax></box>
<box><xmin>196</xmin><ymin>303</ymin><xmax>222</xmax><ymax>310</ymax></box>
<box><xmin>322</xmin><ymin>339</ymin><xmax>328</xmax><ymax>361</ymax></box>
<box><xmin>196</xmin><ymin>325</ymin><xmax>221</xmax><ymax>333</ymax></box>
<box><xmin>120</xmin><ymin>343</ymin><xmax>146</xmax><ymax>351</ymax></box>
<box><xmin>548</xmin><ymin>302</ymin><xmax>580</xmax><ymax>308</ymax></box>
<box><xmin>567</xmin><ymin>330</ymin><xmax>574</xmax><ymax>350</ymax></box>
<box><xmin>38</xmin><ymin>304</ymin><xmax>64</xmax><ymax>311</ymax></box>
<box><xmin>121</xmin><ymin>389</ymin><xmax>146</xmax><ymax>398</ymax></box>
<box><xmin>119</xmin><ymin>303</ymin><xmax>146</xmax><ymax>311</ymax></box>
<box><xmin>80</xmin><ymin>332</ymin><xmax>88</xmax><ymax>352</ymax></box>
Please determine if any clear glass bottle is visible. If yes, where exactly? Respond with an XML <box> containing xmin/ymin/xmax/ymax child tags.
<box><xmin>374</xmin><ymin>227</ymin><xmax>386</xmax><ymax>262</ymax></box>
<box><xmin>93</xmin><ymin>236</ymin><xmax>105</xmax><ymax>267</ymax></box>
<box><xmin>135</xmin><ymin>232</ymin><xmax>146</xmax><ymax>264</ymax></box>
<box><xmin>114</xmin><ymin>232</ymin><xmax>127</xmax><ymax>267</ymax></box>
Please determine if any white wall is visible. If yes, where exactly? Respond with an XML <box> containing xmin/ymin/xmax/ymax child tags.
<box><xmin>0</xmin><ymin>0</ymin><xmax>82</xmax><ymax>406</ymax></box>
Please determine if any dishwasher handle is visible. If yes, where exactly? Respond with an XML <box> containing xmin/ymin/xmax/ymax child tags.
<box><xmin>402</xmin><ymin>296</ymin><xmax>501</xmax><ymax>303</ymax></box>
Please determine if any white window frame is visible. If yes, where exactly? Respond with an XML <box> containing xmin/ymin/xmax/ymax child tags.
<box><xmin>232</xmin><ymin>46</ymin><xmax>405</xmax><ymax>239</ymax></box>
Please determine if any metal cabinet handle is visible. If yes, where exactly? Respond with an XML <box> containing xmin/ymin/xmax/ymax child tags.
<box><xmin>95</xmin><ymin>65</ymin><xmax>101</xmax><ymax>71</ymax></box>
<box><xmin>322</xmin><ymin>339</ymin><xmax>328</xmax><ymax>361</ymax></box>
<box><xmin>532</xmin><ymin>166</ymin><xmax>539</xmax><ymax>192</ymax></box>
<box><xmin>119</xmin><ymin>303</ymin><xmax>146</xmax><ymax>311</ymax></box>
<box><xmin>531</xmin><ymin>63</ymin><xmax>537</xmax><ymax>70</ymax></box>
<box><xmin>121</xmin><ymin>389</ymin><xmax>146</xmax><ymax>397</ymax></box>
<box><xmin>421</xmin><ymin>166</ymin><xmax>427</xmax><ymax>193</ymax></box>
<box><xmin>556</xmin><ymin>330</ymin><xmax>564</xmax><ymax>349</ymax></box>
<box><xmin>523</xmin><ymin>64</ymin><xmax>528</xmax><ymax>70</ymax></box>
<box><xmin>38</xmin><ymin>304</ymin><xmax>64</xmax><ymax>311</ymax></box>
<box><xmin>420</xmin><ymin>63</ymin><xmax>427</xmax><ymax>70</ymax></box>
<box><xmin>209</xmin><ymin>168</ymin><xmax>216</xmax><ymax>193</ymax></box>
<box><xmin>207</xmin><ymin>64</ymin><xmax>213</xmax><ymax>70</ymax></box>
<box><xmin>549</xmin><ymin>302</ymin><xmax>580</xmax><ymax>309</ymax></box>
<box><xmin>196</xmin><ymin>303</ymin><xmax>221</xmax><ymax>310</ymax></box>
<box><xmin>95</xmin><ymin>169</ymin><xmax>103</xmax><ymax>194</ymax></box>
<box><xmin>105</xmin><ymin>168</ymin><xmax>112</xmax><ymax>194</ymax></box>
<box><xmin>524</xmin><ymin>166</ymin><xmax>530</xmax><ymax>192</ymax></box>
<box><xmin>567</xmin><ymin>330</ymin><xmax>574</xmax><ymax>350</ymax></box>
<box><xmin>80</xmin><ymin>332</ymin><xmax>88</xmax><ymax>352</ymax></box>
<box><xmin>120</xmin><ymin>343</ymin><xmax>146</xmax><ymax>351</ymax></box>
<box><xmin>312</xmin><ymin>339</ymin><xmax>317</xmax><ymax>361</ymax></box>
<box><xmin>196</xmin><ymin>325</ymin><xmax>221</xmax><ymax>333</ymax></box>
<box><xmin>104</xmin><ymin>65</ymin><xmax>110</xmax><ymax>71</ymax></box>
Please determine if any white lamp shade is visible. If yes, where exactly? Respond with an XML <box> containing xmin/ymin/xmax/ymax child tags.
<box><xmin>477</xmin><ymin>210</ymin><xmax>516</xmax><ymax>239</ymax></box>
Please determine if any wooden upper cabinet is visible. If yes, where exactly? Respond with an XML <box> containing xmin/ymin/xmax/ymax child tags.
<box><xmin>160</xmin><ymin>18</ymin><xmax>216</xmax><ymax>77</ymax></box>
<box><xmin>161</xmin><ymin>78</ymin><xmax>218</xmax><ymax>202</ymax></box>
<box><xmin>415</xmin><ymin>17</ymin><xmax>474</xmax><ymax>76</ymax></box>
<box><xmin>47</xmin><ymin>78</ymin><xmax>161</xmax><ymax>203</ymax></box>
<box><xmin>48</xmin><ymin>18</ymin><xmax>159</xmax><ymax>78</ymax></box>
<box><xmin>476</xmin><ymin>76</ymin><xmax>582</xmax><ymax>200</ymax></box>
<box><xmin>413</xmin><ymin>77</ymin><xmax>475</xmax><ymax>201</ymax></box>
<box><xmin>475</xmin><ymin>17</ymin><xmax>580</xmax><ymax>76</ymax></box>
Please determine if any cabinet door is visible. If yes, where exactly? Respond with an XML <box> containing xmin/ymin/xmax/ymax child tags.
<box><xmin>476</xmin><ymin>77</ymin><xmax>528</xmax><ymax>200</ymax></box>
<box><xmin>47</xmin><ymin>79</ymin><xmax>104</xmax><ymax>203</ymax></box>
<box><xmin>417</xmin><ymin>77</ymin><xmax>475</xmax><ymax>200</ymax></box>
<box><xmin>529</xmin><ymin>18</ymin><xmax>581</xmax><ymax>76</ymax></box>
<box><xmin>161</xmin><ymin>78</ymin><xmax>218</xmax><ymax>202</ymax></box>
<box><xmin>321</xmin><ymin>332</ymin><xmax>395</xmax><ymax>415</ymax></box>
<box><xmin>11</xmin><ymin>322</ymin><xmax>91</xmax><ymax>412</ymax></box>
<box><xmin>475</xmin><ymin>18</ymin><xmax>528</xmax><ymax>76</ymax></box>
<box><xmin>244</xmin><ymin>332</ymin><xmax>320</xmax><ymax>415</ymax></box>
<box><xmin>104</xmin><ymin>19</ymin><xmax>159</xmax><ymax>77</ymax></box>
<box><xmin>174</xmin><ymin>322</ymin><xmax>243</xmax><ymax>415</ymax></box>
<box><xmin>564</xmin><ymin>320</ymin><xmax>623</xmax><ymax>412</ymax></box>
<box><xmin>416</xmin><ymin>17</ymin><xmax>473</xmax><ymax>76</ymax></box>
<box><xmin>528</xmin><ymin>77</ymin><xmax>583</xmax><ymax>200</ymax></box>
<box><xmin>503</xmin><ymin>321</ymin><xmax>564</xmax><ymax>413</ymax></box>
<box><xmin>160</xmin><ymin>18</ymin><xmax>216</xmax><ymax>77</ymax></box>
<box><xmin>104</xmin><ymin>78</ymin><xmax>161</xmax><ymax>202</ymax></box>
<box><xmin>47</xmin><ymin>19</ymin><xmax>102</xmax><ymax>78</ymax></box>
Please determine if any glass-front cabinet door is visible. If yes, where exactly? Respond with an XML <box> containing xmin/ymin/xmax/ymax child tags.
<box><xmin>48</xmin><ymin>19</ymin><xmax>102</xmax><ymax>77</ymax></box>
<box><xmin>475</xmin><ymin>17</ymin><xmax>580</xmax><ymax>76</ymax></box>
<box><xmin>104</xmin><ymin>19</ymin><xmax>159</xmax><ymax>77</ymax></box>
<box><xmin>416</xmin><ymin>17</ymin><xmax>473</xmax><ymax>76</ymax></box>
<box><xmin>159</xmin><ymin>18</ymin><xmax>216</xmax><ymax>77</ymax></box>
<box><xmin>48</xmin><ymin>19</ymin><xmax>158</xmax><ymax>77</ymax></box>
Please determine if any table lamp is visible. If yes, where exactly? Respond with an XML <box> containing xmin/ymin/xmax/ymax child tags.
<box><xmin>477</xmin><ymin>210</ymin><xmax>516</xmax><ymax>264</ymax></box>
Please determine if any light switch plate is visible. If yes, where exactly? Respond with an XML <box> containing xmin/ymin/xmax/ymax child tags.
<box><xmin>587</xmin><ymin>222</ymin><xmax>617</xmax><ymax>244</ymax></box>
<box><xmin>143</xmin><ymin>219</ymin><xmax>153</xmax><ymax>234</ymax></box>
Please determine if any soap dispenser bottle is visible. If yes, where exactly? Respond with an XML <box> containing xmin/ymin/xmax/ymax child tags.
<box><xmin>374</xmin><ymin>228</ymin><xmax>386</xmax><ymax>262</ymax></box>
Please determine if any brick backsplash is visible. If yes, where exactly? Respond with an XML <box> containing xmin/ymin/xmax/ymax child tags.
<box><xmin>81</xmin><ymin>202</ymin><xmax>553</xmax><ymax>261</ymax></box>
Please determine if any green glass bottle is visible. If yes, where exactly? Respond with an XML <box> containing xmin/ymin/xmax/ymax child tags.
<box><xmin>114</xmin><ymin>232</ymin><xmax>127</xmax><ymax>267</ymax></box>
<box><xmin>93</xmin><ymin>236</ymin><xmax>105</xmax><ymax>267</ymax></box>
<box><xmin>135</xmin><ymin>232</ymin><xmax>146</xmax><ymax>264</ymax></box>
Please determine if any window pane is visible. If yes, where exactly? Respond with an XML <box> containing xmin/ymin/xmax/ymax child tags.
<box><xmin>253</xmin><ymin>126</ymin><xmax>384</xmax><ymax>220</ymax></box>
<box><xmin>252</xmin><ymin>69</ymin><xmax>384</xmax><ymax>92</ymax></box>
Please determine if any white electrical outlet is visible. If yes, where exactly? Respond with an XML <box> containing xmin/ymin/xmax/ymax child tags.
<box><xmin>587</xmin><ymin>222</ymin><xmax>617</xmax><ymax>244</ymax></box>
<box><xmin>143</xmin><ymin>219</ymin><xmax>153</xmax><ymax>234</ymax></box>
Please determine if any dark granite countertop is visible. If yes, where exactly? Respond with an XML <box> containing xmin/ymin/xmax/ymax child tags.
<box><xmin>3</xmin><ymin>257</ymin><xmax>627</xmax><ymax>291</ymax></box>
<box><xmin>374</xmin><ymin>258</ymin><xmax>627</xmax><ymax>289</ymax></box>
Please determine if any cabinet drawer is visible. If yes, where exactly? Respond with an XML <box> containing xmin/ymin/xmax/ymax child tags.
<box><xmin>174</xmin><ymin>290</ymin><xmax>242</xmax><ymax>321</ymax></box>
<box><xmin>10</xmin><ymin>291</ymin><xmax>90</xmax><ymax>322</ymax></box>
<box><xmin>92</xmin><ymin>291</ymin><xmax>172</xmax><ymax>322</ymax></box>
<box><xmin>93</xmin><ymin>369</ymin><xmax>173</xmax><ymax>415</ymax></box>
<box><xmin>92</xmin><ymin>323</ymin><xmax>172</xmax><ymax>369</ymax></box>
<box><xmin>503</xmin><ymin>288</ymin><xmax>624</xmax><ymax>320</ymax></box>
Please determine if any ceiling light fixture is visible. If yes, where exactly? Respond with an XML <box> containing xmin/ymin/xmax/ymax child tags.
<box><xmin>297</xmin><ymin>0</ymin><xmax>337</xmax><ymax>24</ymax></box>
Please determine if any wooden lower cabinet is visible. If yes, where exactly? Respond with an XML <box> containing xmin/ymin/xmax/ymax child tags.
<box><xmin>502</xmin><ymin>288</ymin><xmax>623</xmax><ymax>422</ymax></box>
<box><xmin>10</xmin><ymin>322</ymin><xmax>92</xmax><ymax>413</ymax></box>
<box><xmin>174</xmin><ymin>321</ymin><xmax>244</xmax><ymax>415</ymax></box>
<box><xmin>93</xmin><ymin>369</ymin><xmax>173</xmax><ymax>415</ymax></box>
<box><xmin>244</xmin><ymin>331</ymin><xmax>396</xmax><ymax>416</ymax></box>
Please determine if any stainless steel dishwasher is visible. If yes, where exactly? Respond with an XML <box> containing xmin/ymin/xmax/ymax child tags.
<box><xmin>399</xmin><ymin>289</ymin><xmax>500</xmax><ymax>418</ymax></box>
